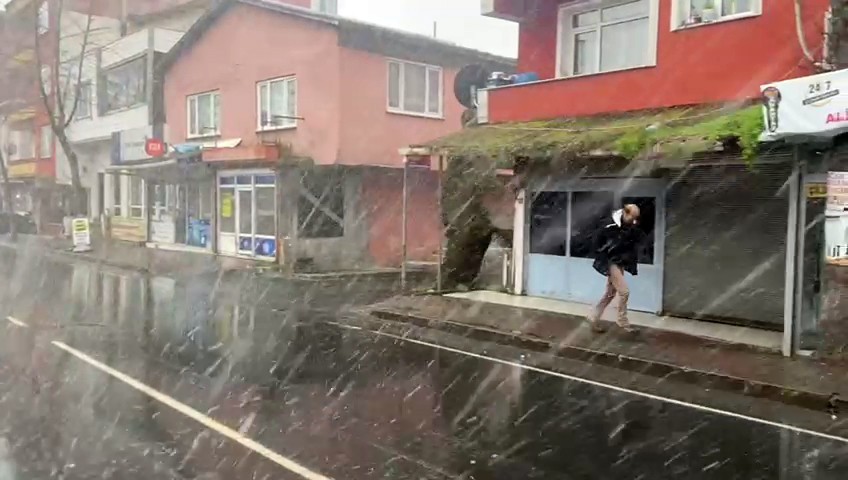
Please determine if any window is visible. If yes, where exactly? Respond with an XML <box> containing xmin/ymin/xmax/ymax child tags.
<box><xmin>39</xmin><ymin>127</ymin><xmax>52</xmax><ymax>158</ymax></box>
<box><xmin>113</xmin><ymin>175</ymin><xmax>122</xmax><ymax>217</ymax></box>
<box><xmin>102</xmin><ymin>57</ymin><xmax>146</xmax><ymax>113</ymax></box>
<box><xmin>74</xmin><ymin>82</ymin><xmax>92</xmax><ymax>119</ymax></box>
<box><xmin>387</xmin><ymin>60</ymin><xmax>443</xmax><ymax>117</ymax></box>
<box><xmin>312</xmin><ymin>0</ymin><xmax>338</xmax><ymax>15</ymax></box>
<box><xmin>569</xmin><ymin>191</ymin><xmax>615</xmax><ymax>259</ymax></box>
<box><xmin>129</xmin><ymin>176</ymin><xmax>144</xmax><ymax>218</ymax></box>
<box><xmin>10</xmin><ymin>130</ymin><xmax>35</xmax><ymax>161</ymax></box>
<box><xmin>188</xmin><ymin>91</ymin><xmax>220</xmax><ymax>137</ymax></box>
<box><xmin>37</xmin><ymin>1</ymin><xmax>49</xmax><ymax>34</ymax></box>
<box><xmin>298</xmin><ymin>172</ymin><xmax>344</xmax><ymax>238</ymax></box>
<box><xmin>673</xmin><ymin>0</ymin><xmax>760</xmax><ymax>28</ymax></box>
<box><xmin>257</xmin><ymin>77</ymin><xmax>297</xmax><ymax>130</ymax></box>
<box><xmin>558</xmin><ymin>0</ymin><xmax>656</xmax><ymax>77</ymax></box>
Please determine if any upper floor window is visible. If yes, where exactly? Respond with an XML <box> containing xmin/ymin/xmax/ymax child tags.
<box><xmin>102</xmin><ymin>57</ymin><xmax>146</xmax><ymax>113</ymax></box>
<box><xmin>257</xmin><ymin>76</ymin><xmax>297</xmax><ymax>130</ymax></box>
<box><xmin>312</xmin><ymin>0</ymin><xmax>338</xmax><ymax>15</ymax></box>
<box><xmin>558</xmin><ymin>0</ymin><xmax>658</xmax><ymax>77</ymax></box>
<box><xmin>673</xmin><ymin>0</ymin><xmax>761</xmax><ymax>28</ymax></box>
<box><xmin>74</xmin><ymin>82</ymin><xmax>92</xmax><ymax>119</ymax></box>
<box><xmin>187</xmin><ymin>91</ymin><xmax>221</xmax><ymax>138</ymax></box>
<box><xmin>387</xmin><ymin>60</ymin><xmax>443</xmax><ymax>118</ymax></box>
<box><xmin>39</xmin><ymin>127</ymin><xmax>52</xmax><ymax>158</ymax></box>
<box><xmin>37</xmin><ymin>2</ymin><xmax>49</xmax><ymax>34</ymax></box>
<box><xmin>9</xmin><ymin>130</ymin><xmax>35</xmax><ymax>161</ymax></box>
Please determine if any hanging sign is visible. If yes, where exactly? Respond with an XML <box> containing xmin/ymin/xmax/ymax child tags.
<box><xmin>71</xmin><ymin>217</ymin><xmax>92</xmax><ymax>252</ymax></box>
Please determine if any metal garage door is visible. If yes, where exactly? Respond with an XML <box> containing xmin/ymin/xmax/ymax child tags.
<box><xmin>663</xmin><ymin>160</ymin><xmax>792</xmax><ymax>329</ymax></box>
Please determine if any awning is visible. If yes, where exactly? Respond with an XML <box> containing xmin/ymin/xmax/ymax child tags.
<box><xmin>427</xmin><ymin>104</ymin><xmax>764</xmax><ymax>167</ymax></box>
<box><xmin>761</xmin><ymin>68</ymin><xmax>848</xmax><ymax>143</ymax></box>
<box><xmin>106</xmin><ymin>156</ymin><xmax>215</xmax><ymax>182</ymax></box>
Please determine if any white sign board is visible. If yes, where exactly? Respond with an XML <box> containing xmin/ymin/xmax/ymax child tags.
<box><xmin>71</xmin><ymin>217</ymin><xmax>92</xmax><ymax>252</ymax></box>
<box><xmin>151</xmin><ymin>219</ymin><xmax>176</xmax><ymax>244</ymax></box>
<box><xmin>761</xmin><ymin>69</ymin><xmax>848</xmax><ymax>141</ymax></box>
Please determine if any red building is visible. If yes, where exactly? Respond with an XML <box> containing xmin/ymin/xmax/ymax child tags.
<box><xmin>432</xmin><ymin>0</ymin><xmax>834</xmax><ymax>356</ymax></box>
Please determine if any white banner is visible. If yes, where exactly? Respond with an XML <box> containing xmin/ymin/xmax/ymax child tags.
<box><xmin>761</xmin><ymin>69</ymin><xmax>848</xmax><ymax>141</ymax></box>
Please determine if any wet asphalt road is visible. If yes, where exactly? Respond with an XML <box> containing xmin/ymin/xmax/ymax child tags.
<box><xmin>1</xmin><ymin>250</ymin><xmax>848</xmax><ymax>479</ymax></box>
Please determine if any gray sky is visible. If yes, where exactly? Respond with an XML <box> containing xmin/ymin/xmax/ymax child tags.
<box><xmin>0</xmin><ymin>0</ymin><xmax>519</xmax><ymax>58</ymax></box>
<box><xmin>338</xmin><ymin>0</ymin><xmax>518</xmax><ymax>58</ymax></box>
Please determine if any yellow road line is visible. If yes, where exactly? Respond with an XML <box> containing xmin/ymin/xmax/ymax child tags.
<box><xmin>51</xmin><ymin>341</ymin><xmax>333</xmax><ymax>480</ymax></box>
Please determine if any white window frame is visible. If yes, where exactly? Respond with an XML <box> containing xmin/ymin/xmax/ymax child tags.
<box><xmin>670</xmin><ymin>0</ymin><xmax>761</xmax><ymax>30</ymax></box>
<box><xmin>128</xmin><ymin>175</ymin><xmax>145</xmax><ymax>219</ymax></box>
<box><xmin>556</xmin><ymin>0</ymin><xmax>660</xmax><ymax>78</ymax></box>
<box><xmin>187</xmin><ymin>91</ymin><xmax>220</xmax><ymax>138</ymax></box>
<box><xmin>256</xmin><ymin>76</ymin><xmax>297</xmax><ymax>131</ymax></box>
<box><xmin>387</xmin><ymin>59</ymin><xmax>444</xmax><ymax>119</ymax></box>
<box><xmin>311</xmin><ymin>0</ymin><xmax>338</xmax><ymax>15</ymax></box>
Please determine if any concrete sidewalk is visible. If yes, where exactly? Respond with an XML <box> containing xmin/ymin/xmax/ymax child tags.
<box><xmin>367</xmin><ymin>293</ymin><xmax>847</xmax><ymax>413</ymax></box>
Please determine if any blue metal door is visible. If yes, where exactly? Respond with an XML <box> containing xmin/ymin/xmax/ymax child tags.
<box><xmin>525</xmin><ymin>180</ymin><xmax>665</xmax><ymax>314</ymax></box>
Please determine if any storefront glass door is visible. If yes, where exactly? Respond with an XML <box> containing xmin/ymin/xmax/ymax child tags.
<box><xmin>237</xmin><ymin>189</ymin><xmax>253</xmax><ymax>255</ymax></box>
<box><xmin>218</xmin><ymin>171</ymin><xmax>276</xmax><ymax>261</ymax></box>
<box><xmin>525</xmin><ymin>180</ymin><xmax>665</xmax><ymax>313</ymax></box>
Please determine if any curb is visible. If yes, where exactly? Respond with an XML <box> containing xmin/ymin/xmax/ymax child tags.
<box><xmin>369</xmin><ymin>308</ymin><xmax>842</xmax><ymax>414</ymax></box>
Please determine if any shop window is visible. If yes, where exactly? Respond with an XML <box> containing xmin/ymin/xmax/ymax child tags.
<box><xmin>129</xmin><ymin>176</ymin><xmax>144</xmax><ymax>218</ymax></box>
<box><xmin>255</xmin><ymin>186</ymin><xmax>276</xmax><ymax>237</ymax></box>
<box><xmin>102</xmin><ymin>57</ymin><xmax>146</xmax><ymax>113</ymax></box>
<box><xmin>569</xmin><ymin>191</ymin><xmax>615</xmax><ymax>259</ymax></box>
<box><xmin>529</xmin><ymin>192</ymin><xmax>569</xmax><ymax>256</ymax></box>
<box><xmin>298</xmin><ymin>173</ymin><xmax>344</xmax><ymax>238</ymax></box>
<box><xmin>112</xmin><ymin>175</ymin><xmax>122</xmax><ymax>216</ymax></box>
<box><xmin>219</xmin><ymin>184</ymin><xmax>235</xmax><ymax>234</ymax></box>
<box><xmin>187</xmin><ymin>91</ymin><xmax>220</xmax><ymax>137</ymax></box>
<box><xmin>257</xmin><ymin>76</ymin><xmax>297</xmax><ymax>130</ymax></box>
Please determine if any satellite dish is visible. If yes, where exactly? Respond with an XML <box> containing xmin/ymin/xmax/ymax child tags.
<box><xmin>454</xmin><ymin>64</ymin><xmax>490</xmax><ymax>109</ymax></box>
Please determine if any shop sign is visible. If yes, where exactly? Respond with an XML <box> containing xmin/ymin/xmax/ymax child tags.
<box><xmin>761</xmin><ymin>69</ymin><xmax>848</xmax><ymax>141</ymax></box>
<box><xmin>111</xmin><ymin>127</ymin><xmax>163</xmax><ymax>164</ymax></box>
<box><xmin>151</xmin><ymin>220</ymin><xmax>176</xmax><ymax>244</ymax></box>
<box><xmin>110</xmin><ymin>217</ymin><xmax>147</xmax><ymax>242</ymax></box>
<box><xmin>71</xmin><ymin>217</ymin><xmax>92</xmax><ymax>252</ymax></box>
<box><xmin>807</xmin><ymin>182</ymin><xmax>827</xmax><ymax>199</ymax></box>
<box><xmin>145</xmin><ymin>138</ymin><xmax>167</xmax><ymax>158</ymax></box>
<box><xmin>8</xmin><ymin>161</ymin><xmax>36</xmax><ymax>178</ymax></box>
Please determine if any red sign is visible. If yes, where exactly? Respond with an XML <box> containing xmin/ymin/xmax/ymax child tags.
<box><xmin>145</xmin><ymin>138</ymin><xmax>167</xmax><ymax>158</ymax></box>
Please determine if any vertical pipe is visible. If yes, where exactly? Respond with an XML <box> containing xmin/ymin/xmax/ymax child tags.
<box><xmin>436</xmin><ymin>154</ymin><xmax>443</xmax><ymax>292</ymax></box>
<box><xmin>401</xmin><ymin>157</ymin><xmax>408</xmax><ymax>291</ymax></box>
<box><xmin>783</xmin><ymin>149</ymin><xmax>801</xmax><ymax>357</ymax></box>
<box><xmin>793</xmin><ymin>159</ymin><xmax>808</xmax><ymax>351</ymax></box>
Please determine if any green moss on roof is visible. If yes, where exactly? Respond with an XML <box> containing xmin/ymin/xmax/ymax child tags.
<box><xmin>431</xmin><ymin>105</ymin><xmax>764</xmax><ymax>164</ymax></box>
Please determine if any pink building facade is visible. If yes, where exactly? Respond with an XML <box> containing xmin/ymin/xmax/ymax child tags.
<box><xmin>156</xmin><ymin>0</ymin><xmax>512</xmax><ymax>269</ymax></box>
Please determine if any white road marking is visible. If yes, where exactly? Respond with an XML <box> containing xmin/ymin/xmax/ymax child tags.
<box><xmin>6</xmin><ymin>316</ymin><xmax>28</xmax><ymax>328</ymax></box>
<box><xmin>340</xmin><ymin>323</ymin><xmax>848</xmax><ymax>445</ymax></box>
<box><xmin>51</xmin><ymin>341</ymin><xmax>333</xmax><ymax>480</ymax></box>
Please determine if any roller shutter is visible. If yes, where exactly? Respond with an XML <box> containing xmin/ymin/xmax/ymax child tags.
<box><xmin>663</xmin><ymin>159</ymin><xmax>792</xmax><ymax>329</ymax></box>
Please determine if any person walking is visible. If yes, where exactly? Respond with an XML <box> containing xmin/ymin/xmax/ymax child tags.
<box><xmin>587</xmin><ymin>204</ymin><xmax>644</xmax><ymax>333</ymax></box>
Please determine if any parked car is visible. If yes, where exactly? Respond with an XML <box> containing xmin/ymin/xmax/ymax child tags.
<box><xmin>0</xmin><ymin>213</ymin><xmax>36</xmax><ymax>235</ymax></box>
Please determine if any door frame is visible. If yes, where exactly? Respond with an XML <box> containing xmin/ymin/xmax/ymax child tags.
<box><xmin>524</xmin><ymin>177</ymin><xmax>666</xmax><ymax>313</ymax></box>
<box><xmin>217</xmin><ymin>168</ymin><xmax>277</xmax><ymax>260</ymax></box>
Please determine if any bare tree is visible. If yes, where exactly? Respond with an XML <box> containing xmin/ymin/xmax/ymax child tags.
<box><xmin>34</xmin><ymin>0</ymin><xmax>95</xmax><ymax>216</ymax></box>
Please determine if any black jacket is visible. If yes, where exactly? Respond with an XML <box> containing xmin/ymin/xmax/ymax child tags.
<box><xmin>592</xmin><ymin>211</ymin><xmax>645</xmax><ymax>277</ymax></box>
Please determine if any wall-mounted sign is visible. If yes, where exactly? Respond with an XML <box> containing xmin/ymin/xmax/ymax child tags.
<box><xmin>7</xmin><ymin>161</ymin><xmax>36</xmax><ymax>178</ymax></box>
<box><xmin>761</xmin><ymin>69</ymin><xmax>848</xmax><ymax>141</ymax></box>
<box><xmin>145</xmin><ymin>138</ymin><xmax>167</xmax><ymax>158</ymax></box>
<box><xmin>111</xmin><ymin>127</ymin><xmax>165</xmax><ymax>164</ymax></box>
<box><xmin>221</xmin><ymin>192</ymin><xmax>234</xmax><ymax>218</ymax></box>
<box><xmin>807</xmin><ymin>183</ymin><xmax>827</xmax><ymax>199</ymax></box>
<box><xmin>827</xmin><ymin>172</ymin><xmax>848</xmax><ymax>213</ymax></box>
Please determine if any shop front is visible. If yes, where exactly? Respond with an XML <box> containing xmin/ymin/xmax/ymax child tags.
<box><xmin>217</xmin><ymin>170</ymin><xmax>277</xmax><ymax>261</ymax></box>
<box><xmin>149</xmin><ymin>181</ymin><xmax>215</xmax><ymax>251</ymax></box>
